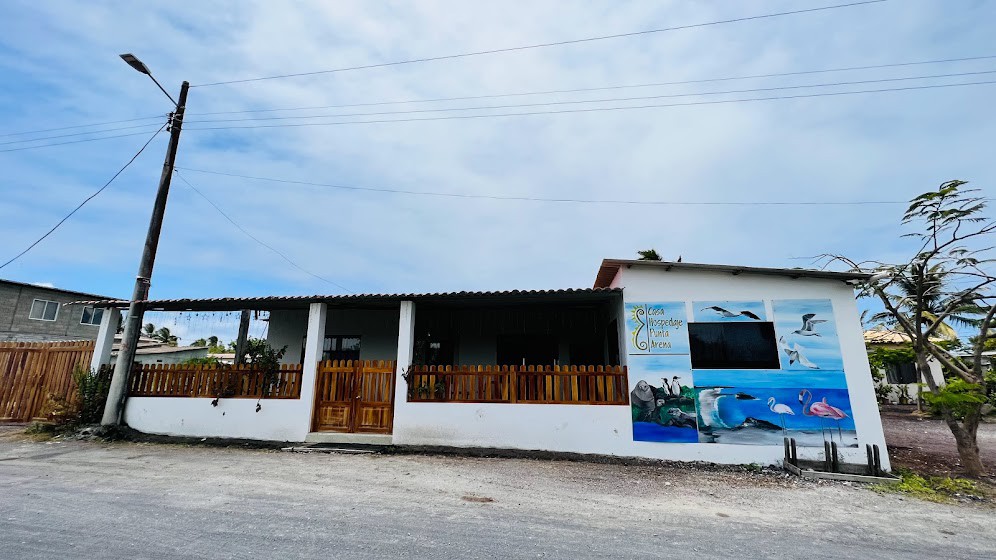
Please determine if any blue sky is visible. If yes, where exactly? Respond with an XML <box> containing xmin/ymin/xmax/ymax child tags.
<box><xmin>1</xmin><ymin>0</ymin><xmax>993</xmax><ymax>342</ymax></box>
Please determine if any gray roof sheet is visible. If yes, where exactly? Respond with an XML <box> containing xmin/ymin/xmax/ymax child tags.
<box><xmin>593</xmin><ymin>259</ymin><xmax>873</xmax><ymax>287</ymax></box>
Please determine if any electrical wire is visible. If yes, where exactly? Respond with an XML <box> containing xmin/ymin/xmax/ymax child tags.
<box><xmin>174</xmin><ymin>166</ymin><xmax>948</xmax><ymax>207</ymax></box>
<box><xmin>187</xmin><ymin>54</ymin><xmax>996</xmax><ymax>116</ymax></box>
<box><xmin>0</xmin><ymin>130</ymin><xmax>170</xmax><ymax>153</ymax></box>
<box><xmin>184</xmin><ymin>79</ymin><xmax>996</xmax><ymax>131</ymax></box>
<box><xmin>0</xmin><ymin>123</ymin><xmax>168</xmax><ymax>271</ymax></box>
<box><xmin>0</xmin><ymin>123</ymin><xmax>170</xmax><ymax>147</ymax></box>
<box><xmin>185</xmin><ymin>69</ymin><xmax>996</xmax><ymax>124</ymax></box>
<box><xmin>0</xmin><ymin>115</ymin><xmax>166</xmax><ymax>138</ymax></box>
<box><xmin>173</xmin><ymin>170</ymin><xmax>351</xmax><ymax>292</ymax></box>
<box><xmin>192</xmin><ymin>1</ymin><xmax>886</xmax><ymax>87</ymax></box>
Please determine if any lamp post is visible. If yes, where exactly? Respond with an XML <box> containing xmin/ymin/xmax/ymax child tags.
<box><xmin>102</xmin><ymin>54</ymin><xmax>189</xmax><ymax>426</ymax></box>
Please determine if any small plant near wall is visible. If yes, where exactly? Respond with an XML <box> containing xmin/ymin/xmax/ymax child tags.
<box><xmin>40</xmin><ymin>365</ymin><xmax>113</xmax><ymax>429</ymax></box>
<box><xmin>208</xmin><ymin>338</ymin><xmax>287</xmax><ymax>411</ymax></box>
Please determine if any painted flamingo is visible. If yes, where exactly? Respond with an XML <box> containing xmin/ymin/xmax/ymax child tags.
<box><xmin>798</xmin><ymin>390</ymin><xmax>849</xmax><ymax>442</ymax></box>
<box><xmin>766</xmin><ymin>397</ymin><xmax>795</xmax><ymax>434</ymax></box>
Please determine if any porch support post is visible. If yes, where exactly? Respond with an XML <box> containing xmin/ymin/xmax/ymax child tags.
<box><xmin>395</xmin><ymin>301</ymin><xmax>416</xmax><ymax>403</ymax></box>
<box><xmin>233</xmin><ymin>310</ymin><xmax>251</xmax><ymax>364</ymax></box>
<box><xmin>300</xmin><ymin>302</ymin><xmax>327</xmax><ymax>430</ymax></box>
<box><xmin>89</xmin><ymin>308</ymin><xmax>121</xmax><ymax>373</ymax></box>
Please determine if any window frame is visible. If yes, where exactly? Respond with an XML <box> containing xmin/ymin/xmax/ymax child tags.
<box><xmin>80</xmin><ymin>306</ymin><xmax>104</xmax><ymax>326</ymax></box>
<box><xmin>28</xmin><ymin>299</ymin><xmax>60</xmax><ymax>322</ymax></box>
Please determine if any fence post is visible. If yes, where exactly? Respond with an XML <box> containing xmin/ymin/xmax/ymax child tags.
<box><xmin>509</xmin><ymin>366</ymin><xmax>518</xmax><ymax>403</ymax></box>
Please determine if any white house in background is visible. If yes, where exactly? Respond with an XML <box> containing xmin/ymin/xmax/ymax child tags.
<box><xmin>109</xmin><ymin>333</ymin><xmax>210</xmax><ymax>365</ymax></box>
<box><xmin>863</xmin><ymin>327</ymin><xmax>945</xmax><ymax>404</ymax></box>
<box><xmin>79</xmin><ymin>259</ymin><xmax>890</xmax><ymax>470</ymax></box>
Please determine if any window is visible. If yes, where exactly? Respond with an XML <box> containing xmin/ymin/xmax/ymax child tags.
<box><xmin>415</xmin><ymin>339</ymin><xmax>455</xmax><ymax>366</ymax></box>
<box><xmin>80</xmin><ymin>306</ymin><xmax>104</xmax><ymax>326</ymax></box>
<box><xmin>28</xmin><ymin>299</ymin><xmax>59</xmax><ymax>321</ymax></box>
<box><xmin>301</xmin><ymin>335</ymin><xmax>362</xmax><ymax>362</ymax></box>
<box><xmin>886</xmin><ymin>362</ymin><xmax>918</xmax><ymax>384</ymax></box>
<box><xmin>689</xmin><ymin>322</ymin><xmax>780</xmax><ymax>369</ymax></box>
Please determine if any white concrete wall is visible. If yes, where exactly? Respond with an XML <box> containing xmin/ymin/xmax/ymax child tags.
<box><xmin>267</xmin><ymin>307</ymin><xmax>399</xmax><ymax>363</ymax></box>
<box><xmin>124</xmin><ymin>397</ymin><xmax>311</xmax><ymax>442</ymax></box>
<box><xmin>875</xmin><ymin>357</ymin><xmax>945</xmax><ymax>404</ymax></box>
<box><xmin>393</xmin><ymin>267</ymin><xmax>891</xmax><ymax>469</ymax></box>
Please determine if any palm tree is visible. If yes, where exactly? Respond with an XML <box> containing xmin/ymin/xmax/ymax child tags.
<box><xmin>152</xmin><ymin>327</ymin><xmax>179</xmax><ymax>347</ymax></box>
<box><xmin>207</xmin><ymin>335</ymin><xmax>219</xmax><ymax>348</ymax></box>
<box><xmin>637</xmin><ymin>249</ymin><xmax>662</xmax><ymax>261</ymax></box>
<box><xmin>876</xmin><ymin>262</ymin><xmax>980</xmax><ymax>339</ymax></box>
<box><xmin>143</xmin><ymin>323</ymin><xmax>156</xmax><ymax>337</ymax></box>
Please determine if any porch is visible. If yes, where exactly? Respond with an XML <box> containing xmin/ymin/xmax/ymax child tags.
<box><xmin>85</xmin><ymin>288</ymin><xmax>627</xmax><ymax>443</ymax></box>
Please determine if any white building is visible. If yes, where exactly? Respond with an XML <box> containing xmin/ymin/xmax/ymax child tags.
<box><xmin>81</xmin><ymin>259</ymin><xmax>890</xmax><ymax>470</ymax></box>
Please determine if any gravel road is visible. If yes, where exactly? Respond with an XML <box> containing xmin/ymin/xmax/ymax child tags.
<box><xmin>0</xmin><ymin>433</ymin><xmax>993</xmax><ymax>560</ymax></box>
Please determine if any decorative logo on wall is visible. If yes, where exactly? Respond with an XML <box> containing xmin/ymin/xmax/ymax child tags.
<box><xmin>625</xmin><ymin>302</ymin><xmax>688</xmax><ymax>355</ymax></box>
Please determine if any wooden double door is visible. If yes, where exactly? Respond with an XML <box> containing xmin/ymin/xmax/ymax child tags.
<box><xmin>312</xmin><ymin>360</ymin><xmax>396</xmax><ymax>434</ymax></box>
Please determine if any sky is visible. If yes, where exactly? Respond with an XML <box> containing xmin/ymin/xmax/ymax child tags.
<box><xmin>0</xmin><ymin>0</ymin><xmax>993</xmax><ymax>342</ymax></box>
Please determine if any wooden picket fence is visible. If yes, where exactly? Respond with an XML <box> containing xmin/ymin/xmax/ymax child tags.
<box><xmin>313</xmin><ymin>360</ymin><xmax>396</xmax><ymax>434</ymax></box>
<box><xmin>0</xmin><ymin>341</ymin><xmax>95</xmax><ymax>422</ymax></box>
<box><xmin>128</xmin><ymin>363</ymin><xmax>304</xmax><ymax>399</ymax></box>
<box><xmin>407</xmin><ymin>364</ymin><xmax>629</xmax><ymax>405</ymax></box>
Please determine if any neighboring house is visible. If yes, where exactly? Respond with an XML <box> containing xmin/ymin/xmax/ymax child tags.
<box><xmin>110</xmin><ymin>334</ymin><xmax>209</xmax><ymax>365</ymax></box>
<box><xmin>80</xmin><ymin>259</ymin><xmax>891</xmax><ymax>470</ymax></box>
<box><xmin>207</xmin><ymin>352</ymin><xmax>237</xmax><ymax>365</ymax></box>
<box><xmin>0</xmin><ymin>278</ymin><xmax>114</xmax><ymax>343</ymax></box>
<box><xmin>863</xmin><ymin>327</ymin><xmax>945</xmax><ymax>404</ymax></box>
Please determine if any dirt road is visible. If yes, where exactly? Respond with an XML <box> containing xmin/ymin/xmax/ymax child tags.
<box><xmin>881</xmin><ymin>405</ymin><xmax>996</xmax><ymax>478</ymax></box>
<box><xmin>1</xmin><ymin>432</ymin><xmax>992</xmax><ymax>560</ymax></box>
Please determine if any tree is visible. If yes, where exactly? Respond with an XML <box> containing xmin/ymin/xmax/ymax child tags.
<box><xmin>207</xmin><ymin>335</ymin><xmax>219</xmax><ymax>348</ymax></box>
<box><xmin>191</xmin><ymin>338</ymin><xmax>208</xmax><ymax>347</ymax></box>
<box><xmin>637</xmin><ymin>249</ymin><xmax>662</xmax><ymax>261</ymax></box>
<box><xmin>143</xmin><ymin>323</ymin><xmax>155</xmax><ymax>337</ymax></box>
<box><xmin>152</xmin><ymin>327</ymin><xmax>179</xmax><ymax>347</ymax></box>
<box><xmin>823</xmin><ymin>181</ymin><xmax>995</xmax><ymax>477</ymax></box>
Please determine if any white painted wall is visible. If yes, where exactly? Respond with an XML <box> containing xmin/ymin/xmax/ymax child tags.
<box><xmin>267</xmin><ymin>308</ymin><xmax>399</xmax><ymax>364</ymax></box>
<box><xmin>124</xmin><ymin>397</ymin><xmax>311</xmax><ymax>442</ymax></box>
<box><xmin>393</xmin><ymin>267</ymin><xmax>891</xmax><ymax>469</ymax></box>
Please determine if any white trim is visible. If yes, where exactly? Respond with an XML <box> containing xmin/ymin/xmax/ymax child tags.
<box><xmin>28</xmin><ymin>298</ymin><xmax>59</xmax><ymax>321</ymax></box>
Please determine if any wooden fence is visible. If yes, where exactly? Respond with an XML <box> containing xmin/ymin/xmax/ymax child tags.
<box><xmin>0</xmin><ymin>340</ymin><xmax>95</xmax><ymax>422</ymax></box>
<box><xmin>313</xmin><ymin>360</ymin><xmax>396</xmax><ymax>433</ymax></box>
<box><xmin>407</xmin><ymin>365</ymin><xmax>628</xmax><ymax>405</ymax></box>
<box><xmin>128</xmin><ymin>363</ymin><xmax>303</xmax><ymax>399</ymax></box>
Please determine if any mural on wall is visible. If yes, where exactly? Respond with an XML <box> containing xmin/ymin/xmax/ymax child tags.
<box><xmin>630</xmin><ymin>355</ymin><xmax>698</xmax><ymax>443</ymax></box>
<box><xmin>693</xmin><ymin>301</ymin><xmax>766</xmax><ymax>322</ymax></box>
<box><xmin>625</xmin><ymin>302</ymin><xmax>688</xmax><ymax>354</ymax></box>
<box><xmin>771</xmin><ymin>299</ymin><xmax>843</xmax><ymax>371</ymax></box>
<box><xmin>691</xmin><ymin>299</ymin><xmax>856</xmax><ymax>447</ymax></box>
<box><xmin>693</xmin><ymin>370</ymin><xmax>857</xmax><ymax>447</ymax></box>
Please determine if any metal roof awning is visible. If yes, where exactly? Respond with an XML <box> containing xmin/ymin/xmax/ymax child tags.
<box><xmin>593</xmin><ymin>259</ymin><xmax>874</xmax><ymax>288</ymax></box>
<box><xmin>71</xmin><ymin>287</ymin><xmax>623</xmax><ymax>312</ymax></box>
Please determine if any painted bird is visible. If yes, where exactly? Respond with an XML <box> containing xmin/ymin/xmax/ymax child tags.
<box><xmin>701</xmin><ymin>306</ymin><xmax>762</xmax><ymax>320</ymax></box>
<box><xmin>778</xmin><ymin>336</ymin><xmax>819</xmax><ymax>369</ymax></box>
<box><xmin>766</xmin><ymin>397</ymin><xmax>795</xmax><ymax>433</ymax></box>
<box><xmin>792</xmin><ymin>313</ymin><xmax>827</xmax><ymax>336</ymax></box>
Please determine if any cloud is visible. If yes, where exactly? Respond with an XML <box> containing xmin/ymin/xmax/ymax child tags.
<box><xmin>0</xmin><ymin>0</ymin><xmax>993</xmax><ymax>303</ymax></box>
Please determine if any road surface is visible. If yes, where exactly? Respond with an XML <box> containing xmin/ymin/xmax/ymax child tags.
<box><xmin>0</xmin><ymin>433</ymin><xmax>992</xmax><ymax>559</ymax></box>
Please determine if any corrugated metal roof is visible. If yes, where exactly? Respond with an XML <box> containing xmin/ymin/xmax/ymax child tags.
<box><xmin>72</xmin><ymin>287</ymin><xmax>622</xmax><ymax>311</ymax></box>
<box><xmin>0</xmin><ymin>278</ymin><xmax>114</xmax><ymax>301</ymax></box>
<box><xmin>593</xmin><ymin>259</ymin><xmax>874</xmax><ymax>288</ymax></box>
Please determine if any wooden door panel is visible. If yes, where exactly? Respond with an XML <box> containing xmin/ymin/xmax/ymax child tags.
<box><xmin>312</xmin><ymin>360</ymin><xmax>396</xmax><ymax>434</ymax></box>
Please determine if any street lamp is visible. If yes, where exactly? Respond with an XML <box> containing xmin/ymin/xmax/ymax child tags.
<box><xmin>102</xmin><ymin>55</ymin><xmax>190</xmax><ymax>426</ymax></box>
<box><xmin>119</xmin><ymin>53</ymin><xmax>178</xmax><ymax>107</ymax></box>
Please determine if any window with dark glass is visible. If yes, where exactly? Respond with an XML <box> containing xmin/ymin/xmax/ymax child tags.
<box><xmin>688</xmin><ymin>322</ymin><xmax>780</xmax><ymax>369</ymax></box>
<box><xmin>886</xmin><ymin>362</ymin><xmax>918</xmax><ymax>384</ymax></box>
<box><xmin>301</xmin><ymin>335</ymin><xmax>362</xmax><ymax>362</ymax></box>
<box><xmin>80</xmin><ymin>306</ymin><xmax>104</xmax><ymax>326</ymax></box>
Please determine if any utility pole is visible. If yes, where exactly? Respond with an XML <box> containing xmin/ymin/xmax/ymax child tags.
<box><xmin>102</xmin><ymin>63</ymin><xmax>189</xmax><ymax>426</ymax></box>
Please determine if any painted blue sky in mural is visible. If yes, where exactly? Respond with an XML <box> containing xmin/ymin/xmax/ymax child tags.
<box><xmin>693</xmin><ymin>369</ymin><xmax>849</xmax><ymax>390</ymax></box>
<box><xmin>693</xmin><ymin>301</ymin><xmax>766</xmax><ymax>322</ymax></box>
<box><xmin>625</xmin><ymin>302</ymin><xmax>689</xmax><ymax>355</ymax></box>
<box><xmin>772</xmin><ymin>299</ymin><xmax>843</xmax><ymax>371</ymax></box>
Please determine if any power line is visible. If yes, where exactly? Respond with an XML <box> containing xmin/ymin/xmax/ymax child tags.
<box><xmin>184</xmin><ymin>79</ymin><xmax>996</xmax><ymax>132</ymax></box>
<box><xmin>192</xmin><ymin>1</ymin><xmax>886</xmax><ymax>87</ymax></box>
<box><xmin>0</xmin><ymin>123</ymin><xmax>169</xmax><ymax>147</ymax></box>
<box><xmin>0</xmin><ymin>115</ymin><xmax>165</xmax><ymax>138</ymax></box>
<box><xmin>187</xmin><ymin>54</ymin><xmax>996</xmax><ymax>116</ymax></box>
<box><xmin>185</xmin><ymin>70</ymin><xmax>996</xmax><ymax>124</ymax></box>
<box><xmin>0</xmin><ymin>124</ymin><xmax>168</xmax><ymax>271</ymax></box>
<box><xmin>174</xmin><ymin>166</ymin><xmax>946</xmax><ymax>207</ymax></box>
<box><xmin>173</xmin><ymin>170</ymin><xmax>351</xmax><ymax>292</ymax></box>
<box><xmin>0</xmin><ymin>130</ymin><xmax>170</xmax><ymax>153</ymax></box>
